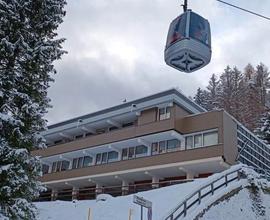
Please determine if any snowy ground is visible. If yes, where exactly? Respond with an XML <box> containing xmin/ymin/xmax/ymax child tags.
<box><xmin>36</xmin><ymin>179</ymin><xmax>206</xmax><ymax>220</ymax></box>
<box><xmin>35</xmin><ymin>165</ymin><xmax>270</xmax><ymax>220</ymax></box>
<box><xmin>199</xmin><ymin>188</ymin><xmax>270</xmax><ymax>220</ymax></box>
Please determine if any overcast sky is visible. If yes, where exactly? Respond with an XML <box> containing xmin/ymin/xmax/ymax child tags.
<box><xmin>46</xmin><ymin>0</ymin><xmax>270</xmax><ymax>124</ymax></box>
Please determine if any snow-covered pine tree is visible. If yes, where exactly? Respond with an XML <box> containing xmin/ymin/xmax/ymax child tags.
<box><xmin>193</xmin><ymin>87</ymin><xmax>210</xmax><ymax>110</ymax></box>
<box><xmin>206</xmin><ymin>73</ymin><xmax>220</xmax><ymax>110</ymax></box>
<box><xmin>242</xmin><ymin>64</ymin><xmax>266</xmax><ymax>130</ymax></box>
<box><xmin>254</xmin><ymin>111</ymin><xmax>270</xmax><ymax>144</ymax></box>
<box><xmin>0</xmin><ymin>1</ymin><xmax>66</xmax><ymax>219</ymax></box>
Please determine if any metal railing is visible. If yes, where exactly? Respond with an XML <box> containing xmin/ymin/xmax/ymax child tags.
<box><xmin>35</xmin><ymin>178</ymin><xmax>194</xmax><ymax>202</ymax></box>
<box><xmin>164</xmin><ymin>167</ymin><xmax>242</xmax><ymax>220</ymax></box>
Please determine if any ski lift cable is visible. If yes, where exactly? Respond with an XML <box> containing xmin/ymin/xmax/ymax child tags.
<box><xmin>216</xmin><ymin>0</ymin><xmax>270</xmax><ymax>21</ymax></box>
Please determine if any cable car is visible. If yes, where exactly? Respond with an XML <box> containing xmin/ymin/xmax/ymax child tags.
<box><xmin>165</xmin><ymin>9</ymin><xmax>211</xmax><ymax>73</ymax></box>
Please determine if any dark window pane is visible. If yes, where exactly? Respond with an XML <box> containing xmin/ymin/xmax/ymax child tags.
<box><xmin>72</xmin><ymin>158</ymin><xmax>78</xmax><ymax>169</ymax></box>
<box><xmin>108</xmin><ymin>151</ymin><xmax>118</xmax><ymax>162</ymax></box>
<box><xmin>167</xmin><ymin>139</ymin><xmax>181</xmax><ymax>151</ymax></box>
<box><xmin>52</xmin><ymin>162</ymin><xmax>57</xmax><ymax>173</ymax></box>
<box><xmin>96</xmin><ymin>154</ymin><xmax>102</xmax><ymax>165</ymax></box>
<box><xmin>128</xmin><ymin>147</ymin><xmax>135</xmax><ymax>159</ymax></box>
<box><xmin>83</xmin><ymin>156</ymin><xmax>92</xmax><ymax>167</ymax></box>
<box><xmin>189</xmin><ymin>12</ymin><xmax>209</xmax><ymax>45</ymax></box>
<box><xmin>102</xmin><ymin>152</ymin><xmax>108</xmax><ymax>164</ymax></box>
<box><xmin>78</xmin><ymin>157</ymin><xmax>84</xmax><ymax>168</ymax></box>
<box><xmin>122</xmin><ymin>148</ymin><xmax>128</xmax><ymax>160</ymax></box>
<box><xmin>61</xmin><ymin>161</ymin><xmax>70</xmax><ymax>171</ymax></box>
<box><xmin>166</xmin><ymin>14</ymin><xmax>186</xmax><ymax>47</ymax></box>
<box><xmin>136</xmin><ymin>145</ymin><xmax>148</xmax><ymax>157</ymax></box>
<box><xmin>152</xmin><ymin>143</ymin><xmax>158</xmax><ymax>155</ymax></box>
<box><xmin>159</xmin><ymin>141</ymin><xmax>166</xmax><ymax>153</ymax></box>
<box><xmin>56</xmin><ymin>161</ymin><xmax>61</xmax><ymax>172</ymax></box>
<box><xmin>42</xmin><ymin>165</ymin><xmax>49</xmax><ymax>174</ymax></box>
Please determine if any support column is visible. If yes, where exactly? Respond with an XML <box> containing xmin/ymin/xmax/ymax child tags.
<box><xmin>51</xmin><ymin>189</ymin><xmax>58</xmax><ymax>201</ymax></box>
<box><xmin>121</xmin><ymin>180</ymin><xmax>129</xmax><ymax>196</ymax></box>
<box><xmin>152</xmin><ymin>176</ymin><xmax>159</xmax><ymax>189</ymax></box>
<box><xmin>72</xmin><ymin>187</ymin><xmax>79</xmax><ymax>200</ymax></box>
<box><xmin>95</xmin><ymin>183</ymin><xmax>103</xmax><ymax>197</ymax></box>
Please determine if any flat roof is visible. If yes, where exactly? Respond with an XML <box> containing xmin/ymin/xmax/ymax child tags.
<box><xmin>47</xmin><ymin>88</ymin><xmax>205</xmax><ymax>131</ymax></box>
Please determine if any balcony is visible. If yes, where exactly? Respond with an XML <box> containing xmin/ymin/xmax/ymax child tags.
<box><xmin>41</xmin><ymin>144</ymin><xmax>224</xmax><ymax>188</ymax></box>
<box><xmin>33</xmin><ymin>118</ymin><xmax>175</xmax><ymax>157</ymax></box>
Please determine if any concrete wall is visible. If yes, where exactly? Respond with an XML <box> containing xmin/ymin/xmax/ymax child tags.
<box><xmin>222</xmin><ymin>111</ymin><xmax>238</xmax><ymax>165</ymax></box>
<box><xmin>138</xmin><ymin>108</ymin><xmax>157</xmax><ymax>125</ymax></box>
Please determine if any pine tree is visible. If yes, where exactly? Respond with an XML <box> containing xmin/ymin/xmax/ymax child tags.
<box><xmin>206</xmin><ymin>73</ymin><xmax>220</xmax><ymax>110</ymax></box>
<box><xmin>0</xmin><ymin>1</ymin><xmax>66</xmax><ymax>219</ymax></box>
<box><xmin>193</xmin><ymin>88</ymin><xmax>210</xmax><ymax>110</ymax></box>
<box><xmin>254</xmin><ymin>111</ymin><xmax>270</xmax><ymax>144</ymax></box>
<box><xmin>242</xmin><ymin>64</ymin><xmax>266</xmax><ymax>130</ymax></box>
<box><xmin>255</xmin><ymin>63</ymin><xmax>270</xmax><ymax>106</ymax></box>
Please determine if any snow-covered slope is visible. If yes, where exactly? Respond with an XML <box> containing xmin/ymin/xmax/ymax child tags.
<box><xmin>198</xmin><ymin>187</ymin><xmax>270</xmax><ymax>220</ymax></box>
<box><xmin>35</xmin><ymin>166</ymin><xmax>270</xmax><ymax>220</ymax></box>
<box><xmin>36</xmin><ymin>179</ymin><xmax>206</xmax><ymax>220</ymax></box>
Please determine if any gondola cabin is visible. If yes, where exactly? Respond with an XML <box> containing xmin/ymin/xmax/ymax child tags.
<box><xmin>165</xmin><ymin>10</ymin><xmax>211</xmax><ymax>73</ymax></box>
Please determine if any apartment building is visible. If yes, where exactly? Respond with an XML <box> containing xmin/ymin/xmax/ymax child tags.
<box><xmin>33</xmin><ymin>89</ymin><xmax>270</xmax><ymax>201</ymax></box>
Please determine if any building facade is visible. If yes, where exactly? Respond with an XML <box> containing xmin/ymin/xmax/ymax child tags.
<box><xmin>33</xmin><ymin>89</ymin><xmax>270</xmax><ymax>201</ymax></box>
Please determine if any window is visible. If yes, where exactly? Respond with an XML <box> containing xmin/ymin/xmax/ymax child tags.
<box><xmin>166</xmin><ymin>14</ymin><xmax>186</xmax><ymax>47</ymax></box>
<box><xmin>167</xmin><ymin>139</ymin><xmax>180</xmax><ymax>152</ymax></box>
<box><xmin>108</xmin><ymin>151</ymin><xmax>118</xmax><ymax>162</ymax></box>
<box><xmin>151</xmin><ymin>143</ymin><xmax>159</xmax><ymax>155</ymax></box>
<box><xmin>42</xmin><ymin>164</ymin><xmax>49</xmax><ymax>174</ymax></box>
<box><xmin>96</xmin><ymin>153</ymin><xmax>102</xmax><ymax>165</ymax></box>
<box><xmin>56</xmin><ymin>161</ymin><xmax>61</xmax><ymax>172</ymax></box>
<box><xmin>61</xmin><ymin>161</ymin><xmax>70</xmax><ymax>171</ymax></box>
<box><xmin>185</xmin><ymin>136</ymin><xmax>193</xmax><ymax>149</ymax></box>
<box><xmin>83</xmin><ymin>156</ymin><xmax>92</xmax><ymax>167</ymax></box>
<box><xmin>101</xmin><ymin>152</ymin><xmax>108</xmax><ymax>164</ymax></box>
<box><xmin>52</xmin><ymin>162</ymin><xmax>57</xmax><ymax>173</ymax></box>
<box><xmin>203</xmin><ymin>132</ymin><xmax>218</xmax><ymax>146</ymax></box>
<box><xmin>122</xmin><ymin>148</ymin><xmax>128</xmax><ymax>160</ymax></box>
<box><xmin>189</xmin><ymin>12</ymin><xmax>210</xmax><ymax>45</ymax></box>
<box><xmin>78</xmin><ymin>157</ymin><xmax>84</xmax><ymax>168</ymax></box>
<box><xmin>135</xmin><ymin>145</ymin><xmax>148</xmax><ymax>157</ymax></box>
<box><xmin>128</xmin><ymin>147</ymin><xmax>135</xmax><ymax>159</ymax></box>
<box><xmin>158</xmin><ymin>107</ymin><xmax>171</xmax><ymax>121</ymax></box>
<box><xmin>194</xmin><ymin>134</ymin><xmax>202</xmax><ymax>148</ymax></box>
<box><xmin>159</xmin><ymin>141</ymin><xmax>166</xmax><ymax>153</ymax></box>
<box><xmin>72</xmin><ymin>158</ymin><xmax>78</xmax><ymax>169</ymax></box>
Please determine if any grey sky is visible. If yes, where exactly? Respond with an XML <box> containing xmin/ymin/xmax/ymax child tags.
<box><xmin>46</xmin><ymin>0</ymin><xmax>270</xmax><ymax>124</ymax></box>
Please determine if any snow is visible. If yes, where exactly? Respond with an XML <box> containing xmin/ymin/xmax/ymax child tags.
<box><xmin>35</xmin><ymin>165</ymin><xmax>270</xmax><ymax>220</ymax></box>
<box><xmin>36</xmin><ymin>179</ymin><xmax>206</xmax><ymax>220</ymax></box>
<box><xmin>198</xmin><ymin>188</ymin><xmax>270</xmax><ymax>220</ymax></box>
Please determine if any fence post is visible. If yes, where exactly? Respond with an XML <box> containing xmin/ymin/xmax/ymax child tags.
<box><xmin>237</xmin><ymin>170</ymin><xmax>240</xmax><ymax>181</ymax></box>
<box><xmin>128</xmin><ymin>208</ymin><xmax>133</xmax><ymax>220</ymax></box>
<box><xmin>225</xmin><ymin>174</ymin><xmax>228</xmax><ymax>187</ymax></box>
<box><xmin>198</xmin><ymin>190</ymin><xmax>201</xmax><ymax>204</ymax></box>
<box><xmin>211</xmin><ymin>183</ymin><xmax>214</xmax><ymax>195</ymax></box>
<box><xmin>183</xmin><ymin>201</ymin><xmax>187</xmax><ymax>217</ymax></box>
<box><xmin>88</xmin><ymin>208</ymin><xmax>91</xmax><ymax>220</ymax></box>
